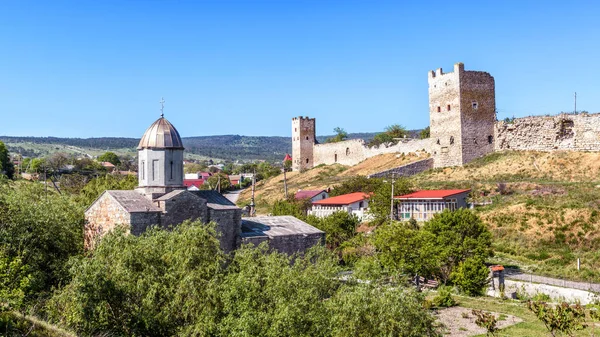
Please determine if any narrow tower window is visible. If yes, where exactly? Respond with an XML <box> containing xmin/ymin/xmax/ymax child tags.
<box><xmin>472</xmin><ymin>101</ymin><xmax>478</xmax><ymax>109</ymax></box>
<box><xmin>450</xmin><ymin>136</ymin><xmax>454</xmax><ymax>145</ymax></box>
<box><xmin>141</xmin><ymin>161</ymin><xmax>145</xmax><ymax>179</ymax></box>
<box><xmin>306</xmin><ymin>158</ymin><xmax>309</xmax><ymax>164</ymax></box>
<box><xmin>334</xmin><ymin>154</ymin><xmax>338</xmax><ymax>162</ymax></box>
<box><xmin>488</xmin><ymin>135</ymin><xmax>493</xmax><ymax>144</ymax></box>
<box><xmin>447</xmin><ymin>104</ymin><xmax>451</xmax><ymax>111</ymax></box>
<box><xmin>170</xmin><ymin>161</ymin><xmax>173</xmax><ymax>180</ymax></box>
<box><xmin>346</xmin><ymin>148</ymin><xmax>350</xmax><ymax>156</ymax></box>
<box><xmin>306</xmin><ymin>136</ymin><xmax>309</xmax><ymax>140</ymax></box>
<box><xmin>437</xmin><ymin>106</ymin><xmax>441</xmax><ymax>113</ymax></box>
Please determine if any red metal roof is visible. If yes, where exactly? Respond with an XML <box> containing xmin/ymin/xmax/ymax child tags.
<box><xmin>184</xmin><ymin>179</ymin><xmax>204</xmax><ymax>187</ymax></box>
<box><xmin>313</xmin><ymin>192</ymin><xmax>370</xmax><ymax>206</ymax></box>
<box><xmin>283</xmin><ymin>153</ymin><xmax>292</xmax><ymax>162</ymax></box>
<box><xmin>295</xmin><ymin>190</ymin><xmax>326</xmax><ymax>200</ymax></box>
<box><xmin>394</xmin><ymin>189</ymin><xmax>471</xmax><ymax>200</ymax></box>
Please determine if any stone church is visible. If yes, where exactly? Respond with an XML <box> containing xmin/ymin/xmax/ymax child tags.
<box><xmin>85</xmin><ymin>114</ymin><xmax>324</xmax><ymax>254</ymax></box>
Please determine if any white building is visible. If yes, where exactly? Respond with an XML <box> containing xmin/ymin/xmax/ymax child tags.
<box><xmin>308</xmin><ymin>192</ymin><xmax>370</xmax><ymax>220</ymax></box>
<box><xmin>295</xmin><ymin>189</ymin><xmax>329</xmax><ymax>203</ymax></box>
<box><xmin>394</xmin><ymin>189</ymin><xmax>471</xmax><ymax>222</ymax></box>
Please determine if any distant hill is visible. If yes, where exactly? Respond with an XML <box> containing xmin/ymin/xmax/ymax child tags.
<box><xmin>0</xmin><ymin>132</ymin><xmax>406</xmax><ymax>162</ymax></box>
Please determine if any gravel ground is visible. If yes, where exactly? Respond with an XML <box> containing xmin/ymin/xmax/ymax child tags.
<box><xmin>436</xmin><ymin>306</ymin><xmax>522</xmax><ymax>336</ymax></box>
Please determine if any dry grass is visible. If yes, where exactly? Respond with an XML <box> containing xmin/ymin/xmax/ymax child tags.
<box><xmin>339</xmin><ymin>152</ymin><xmax>429</xmax><ymax>177</ymax></box>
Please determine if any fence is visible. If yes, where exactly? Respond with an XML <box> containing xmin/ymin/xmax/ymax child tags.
<box><xmin>504</xmin><ymin>268</ymin><xmax>600</xmax><ymax>293</ymax></box>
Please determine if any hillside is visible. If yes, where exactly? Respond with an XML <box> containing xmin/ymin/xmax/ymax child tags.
<box><xmin>240</xmin><ymin>150</ymin><xmax>600</xmax><ymax>282</ymax></box>
<box><xmin>1</xmin><ymin>132</ymin><xmax>387</xmax><ymax>162</ymax></box>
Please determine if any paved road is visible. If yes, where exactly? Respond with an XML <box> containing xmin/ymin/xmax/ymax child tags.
<box><xmin>224</xmin><ymin>189</ymin><xmax>244</xmax><ymax>204</ymax></box>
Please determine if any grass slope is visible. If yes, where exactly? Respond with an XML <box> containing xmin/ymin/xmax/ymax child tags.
<box><xmin>242</xmin><ymin>150</ymin><xmax>600</xmax><ymax>282</ymax></box>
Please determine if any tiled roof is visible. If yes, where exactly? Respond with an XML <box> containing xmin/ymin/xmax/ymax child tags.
<box><xmin>106</xmin><ymin>190</ymin><xmax>161</xmax><ymax>213</ymax></box>
<box><xmin>312</xmin><ymin>192</ymin><xmax>370</xmax><ymax>206</ymax></box>
<box><xmin>394</xmin><ymin>189</ymin><xmax>471</xmax><ymax>200</ymax></box>
<box><xmin>241</xmin><ymin>216</ymin><xmax>323</xmax><ymax>238</ymax></box>
<box><xmin>190</xmin><ymin>190</ymin><xmax>240</xmax><ymax>210</ymax></box>
<box><xmin>295</xmin><ymin>190</ymin><xmax>326</xmax><ymax>200</ymax></box>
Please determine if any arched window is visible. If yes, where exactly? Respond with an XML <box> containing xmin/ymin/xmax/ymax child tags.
<box><xmin>346</xmin><ymin>148</ymin><xmax>350</xmax><ymax>156</ymax></box>
<box><xmin>306</xmin><ymin>136</ymin><xmax>309</xmax><ymax>140</ymax></box>
<box><xmin>306</xmin><ymin>158</ymin><xmax>309</xmax><ymax>164</ymax></box>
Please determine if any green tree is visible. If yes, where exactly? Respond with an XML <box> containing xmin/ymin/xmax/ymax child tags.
<box><xmin>328</xmin><ymin>284</ymin><xmax>440</xmax><ymax>337</ymax></box>
<box><xmin>0</xmin><ymin>182</ymin><xmax>84</xmax><ymax>301</ymax></box>
<box><xmin>419</xmin><ymin>126</ymin><xmax>430</xmax><ymax>139</ymax></box>
<box><xmin>78</xmin><ymin>174</ymin><xmax>138</xmax><ymax>206</ymax></box>
<box><xmin>211</xmin><ymin>244</ymin><xmax>339</xmax><ymax>337</ymax></box>
<box><xmin>97</xmin><ymin>151</ymin><xmax>121</xmax><ymax>166</ymax></box>
<box><xmin>368</xmin><ymin>124</ymin><xmax>408</xmax><ymax>147</ymax></box>
<box><xmin>325</xmin><ymin>127</ymin><xmax>348</xmax><ymax>143</ymax></box>
<box><xmin>47</xmin><ymin>221</ymin><xmax>225</xmax><ymax>336</ymax></box>
<box><xmin>184</xmin><ymin>162</ymin><xmax>208</xmax><ymax>174</ymax></box>
<box><xmin>305</xmin><ymin>212</ymin><xmax>359</xmax><ymax>250</ymax></box>
<box><xmin>0</xmin><ymin>252</ymin><xmax>31</xmax><ymax>311</ymax></box>
<box><xmin>271</xmin><ymin>197</ymin><xmax>312</xmax><ymax>218</ymax></box>
<box><xmin>0</xmin><ymin>141</ymin><xmax>15</xmax><ymax>179</ymax></box>
<box><xmin>423</xmin><ymin>209</ymin><xmax>493</xmax><ymax>282</ymax></box>
<box><xmin>204</xmin><ymin>172</ymin><xmax>231</xmax><ymax>192</ymax></box>
<box><xmin>451</xmin><ymin>257</ymin><xmax>490</xmax><ymax>296</ymax></box>
<box><xmin>371</xmin><ymin>222</ymin><xmax>439</xmax><ymax>278</ymax></box>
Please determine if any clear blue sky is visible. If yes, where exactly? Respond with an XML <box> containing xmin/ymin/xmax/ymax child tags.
<box><xmin>1</xmin><ymin>1</ymin><xmax>598</xmax><ymax>138</ymax></box>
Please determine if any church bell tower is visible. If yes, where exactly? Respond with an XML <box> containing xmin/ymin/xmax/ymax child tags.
<box><xmin>135</xmin><ymin>98</ymin><xmax>185</xmax><ymax>199</ymax></box>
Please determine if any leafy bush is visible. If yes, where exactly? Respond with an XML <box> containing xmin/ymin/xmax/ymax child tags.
<box><xmin>432</xmin><ymin>286</ymin><xmax>457</xmax><ymax>308</ymax></box>
<box><xmin>305</xmin><ymin>212</ymin><xmax>359</xmax><ymax>250</ymax></box>
<box><xmin>527</xmin><ymin>301</ymin><xmax>587</xmax><ymax>337</ymax></box>
<box><xmin>451</xmin><ymin>257</ymin><xmax>490</xmax><ymax>296</ymax></box>
<box><xmin>471</xmin><ymin>310</ymin><xmax>498</xmax><ymax>336</ymax></box>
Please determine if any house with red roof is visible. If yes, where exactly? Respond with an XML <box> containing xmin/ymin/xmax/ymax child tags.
<box><xmin>394</xmin><ymin>189</ymin><xmax>471</xmax><ymax>221</ymax></box>
<box><xmin>308</xmin><ymin>192</ymin><xmax>371</xmax><ymax>220</ymax></box>
<box><xmin>295</xmin><ymin>189</ymin><xmax>329</xmax><ymax>202</ymax></box>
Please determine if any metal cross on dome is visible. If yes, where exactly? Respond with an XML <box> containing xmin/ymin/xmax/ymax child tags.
<box><xmin>159</xmin><ymin>97</ymin><xmax>165</xmax><ymax>117</ymax></box>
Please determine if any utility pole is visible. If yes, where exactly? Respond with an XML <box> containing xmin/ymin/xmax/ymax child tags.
<box><xmin>574</xmin><ymin>92</ymin><xmax>577</xmax><ymax>114</ymax></box>
<box><xmin>390</xmin><ymin>172</ymin><xmax>395</xmax><ymax>223</ymax></box>
<box><xmin>283</xmin><ymin>165</ymin><xmax>288</xmax><ymax>199</ymax></box>
<box><xmin>250</xmin><ymin>168</ymin><xmax>256</xmax><ymax>217</ymax></box>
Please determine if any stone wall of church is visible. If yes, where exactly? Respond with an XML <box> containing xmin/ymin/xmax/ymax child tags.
<box><xmin>208</xmin><ymin>208</ymin><xmax>242</xmax><ymax>253</ymax></box>
<box><xmin>130</xmin><ymin>212</ymin><xmax>162</xmax><ymax>236</ymax></box>
<box><xmin>160</xmin><ymin>193</ymin><xmax>208</xmax><ymax>228</ymax></box>
<box><xmin>495</xmin><ymin>113</ymin><xmax>600</xmax><ymax>151</ymax></box>
<box><xmin>84</xmin><ymin>192</ymin><xmax>132</xmax><ymax>250</ymax></box>
<box><xmin>241</xmin><ymin>232</ymin><xmax>324</xmax><ymax>255</ymax></box>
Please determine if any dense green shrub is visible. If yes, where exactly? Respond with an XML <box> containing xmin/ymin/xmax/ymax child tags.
<box><xmin>451</xmin><ymin>257</ymin><xmax>490</xmax><ymax>296</ymax></box>
<box><xmin>432</xmin><ymin>286</ymin><xmax>457</xmax><ymax>308</ymax></box>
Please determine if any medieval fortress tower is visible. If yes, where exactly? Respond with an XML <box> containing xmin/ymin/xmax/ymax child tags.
<box><xmin>292</xmin><ymin>62</ymin><xmax>600</xmax><ymax>173</ymax></box>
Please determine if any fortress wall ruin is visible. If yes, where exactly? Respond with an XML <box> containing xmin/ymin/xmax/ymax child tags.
<box><xmin>313</xmin><ymin>138</ymin><xmax>432</xmax><ymax>167</ymax></box>
<box><xmin>495</xmin><ymin>113</ymin><xmax>600</xmax><ymax>151</ymax></box>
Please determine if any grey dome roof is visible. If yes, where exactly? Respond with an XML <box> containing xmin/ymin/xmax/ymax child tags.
<box><xmin>138</xmin><ymin>117</ymin><xmax>184</xmax><ymax>150</ymax></box>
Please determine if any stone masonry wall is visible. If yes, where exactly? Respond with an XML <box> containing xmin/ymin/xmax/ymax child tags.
<box><xmin>313</xmin><ymin>138</ymin><xmax>432</xmax><ymax>167</ymax></box>
<box><xmin>84</xmin><ymin>192</ymin><xmax>133</xmax><ymax>249</ymax></box>
<box><xmin>160</xmin><ymin>192</ymin><xmax>208</xmax><ymax>228</ymax></box>
<box><xmin>241</xmin><ymin>232</ymin><xmax>325</xmax><ymax>256</ymax></box>
<box><xmin>368</xmin><ymin>158</ymin><xmax>434</xmax><ymax>178</ymax></box>
<box><xmin>208</xmin><ymin>208</ymin><xmax>242</xmax><ymax>253</ymax></box>
<box><xmin>429</xmin><ymin>64</ymin><xmax>463</xmax><ymax>168</ymax></box>
<box><xmin>292</xmin><ymin>117</ymin><xmax>316</xmax><ymax>171</ymax></box>
<box><xmin>495</xmin><ymin>113</ymin><xmax>600</xmax><ymax>151</ymax></box>
<box><xmin>130</xmin><ymin>212</ymin><xmax>161</xmax><ymax>235</ymax></box>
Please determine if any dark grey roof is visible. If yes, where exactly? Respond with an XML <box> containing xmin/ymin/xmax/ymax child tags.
<box><xmin>241</xmin><ymin>216</ymin><xmax>324</xmax><ymax>238</ymax></box>
<box><xmin>191</xmin><ymin>190</ymin><xmax>240</xmax><ymax>210</ymax></box>
<box><xmin>155</xmin><ymin>189</ymin><xmax>188</xmax><ymax>201</ymax></box>
<box><xmin>106</xmin><ymin>190</ymin><xmax>162</xmax><ymax>213</ymax></box>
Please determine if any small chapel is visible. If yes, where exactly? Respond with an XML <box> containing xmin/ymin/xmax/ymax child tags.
<box><xmin>84</xmin><ymin>109</ymin><xmax>324</xmax><ymax>254</ymax></box>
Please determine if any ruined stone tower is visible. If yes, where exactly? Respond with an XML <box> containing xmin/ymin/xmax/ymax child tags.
<box><xmin>428</xmin><ymin>63</ymin><xmax>496</xmax><ymax>168</ymax></box>
<box><xmin>291</xmin><ymin>116</ymin><xmax>316</xmax><ymax>171</ymax></box>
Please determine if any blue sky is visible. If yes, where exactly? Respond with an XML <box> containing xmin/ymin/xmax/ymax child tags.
<box><xmin>1</xmin><ymin>1</ymin><xmax>599</xmax><ymax>138</ymax></box>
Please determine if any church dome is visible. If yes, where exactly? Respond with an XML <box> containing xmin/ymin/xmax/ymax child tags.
<box><xmin>138</xmin><ymin>117</ymin><xmax>184</xmax><ymax>150</ymax></box>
